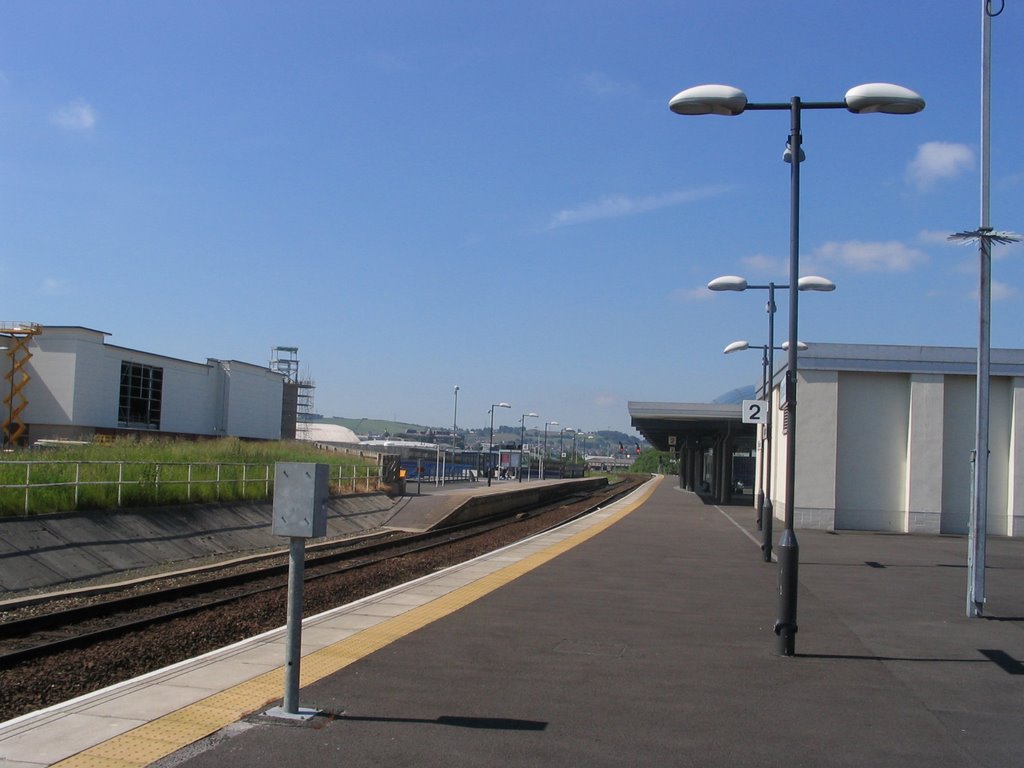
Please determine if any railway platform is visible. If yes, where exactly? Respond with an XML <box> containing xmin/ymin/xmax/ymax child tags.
<box><xmin>2</xmin><ymin>475</ymin><xmax>1023</xmax><ymax>767</ymax></box>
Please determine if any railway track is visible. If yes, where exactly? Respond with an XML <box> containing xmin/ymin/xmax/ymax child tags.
<box><xmin>0</xmin><ymin>478</ymin><xmax>644</xmax><ymax>671</ymax></box>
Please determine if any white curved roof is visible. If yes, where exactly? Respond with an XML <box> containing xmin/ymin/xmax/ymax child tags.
<box><xmin>299</xmin><ymin>423</ymin><xmax>360</xmax><ymax>444</ymax></box>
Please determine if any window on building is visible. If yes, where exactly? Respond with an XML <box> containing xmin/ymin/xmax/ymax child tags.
<box><xmin>118</xmin><ymin>362</ymin><xmax>163</xmax><ymax>428</ymax></box>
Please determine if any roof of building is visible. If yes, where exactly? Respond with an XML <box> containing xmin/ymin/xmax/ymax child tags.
<box><xmin>792</xmin><ymin>341</ymin><xmax>1024</xmax><ymax>377</ymax></box>
<box><xmin>628</xmin><ymin>401</ymin><xmax>752</xmax><ymax>452</ymax></box>
<box><xmin>630</xmin><ymin>342</ymin><xmax>1024</xmax><ymax>452</ymax></box>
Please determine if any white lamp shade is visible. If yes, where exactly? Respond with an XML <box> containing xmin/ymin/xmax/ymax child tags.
<box><xmin>708</xmin><ymin>275</ymin><xmax>748</xmax><ymax>291</ymax></box>
<box><xmin>724</xmin><ymin>340</ymin><xmax>750</xmax><ymax>354</ymax></box>
<box><xmin>845</xmin><ymin>83</ymin><xmax>925</xmax><ymax>114</ymax></box>
<box><xmin>669</xmin><ymin>85</ymin><xmax>748</xmax><ymax>116</ymax></box>
<box><xmin>797</xmin><ymin>275</ymin><xmax>836</xmax><ymax>291</ymax></box>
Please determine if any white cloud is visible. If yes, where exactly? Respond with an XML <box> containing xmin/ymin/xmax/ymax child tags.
<box><xmin>546</xmin><ymin>186</ymin><xmax>729</xmax><ymax>230</ymax></box>
<box><xmin>991</xmin><ymin>281</ymin><xmax>1017</xmax><ymax>301</ymax></box>
<box><xmin>811</xmin><ymin>240</ymin><xmax>928</xmax><ymax>272</ymax></box>
<box><xmin>52</xmin><ymin>99</ymin><xmax>97</xmax><ymax>131</ymax></box>
<box><xmin>967</xmin><ymin>280</ymin><xmax>1017</xmax><ymax>301</ymax></box>
<box><xmin>917</xmin><ymin>229</ymin><xmax>960</xmax><ymax>245</ymax></box>
<box><xmin>905</xmin><ymin>141</ymin><xmax>973</xmax><ymax>190</ymax></box>
<box><xmin>740</xmin><ymin>252</ymin><xmax>784</xmax><ymax>274</ymax></box>
<box><xmin>671</xmin><ymin>285</ymin><xmax>716</xmax><ymax>302</ymax></box>
<box><xmin>39</xmin><ymin>278</ymin><xmax>70</xmax><ymax>296</ymax></box>
<box><xmin>582</xmin><ymin>71</ymin><xmax>632</xmax><ymax>97</ymax></box>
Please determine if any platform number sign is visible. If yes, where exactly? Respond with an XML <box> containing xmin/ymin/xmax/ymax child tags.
<box><xmin>742</xmin><ymin>399</ymin><xmax>768</xmax><ymax>424</ymax></box>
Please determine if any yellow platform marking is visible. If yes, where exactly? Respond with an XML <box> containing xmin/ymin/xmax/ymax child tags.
<box><xmin>53</xmin><ymin>477</ymin><xmax>660</xmax><ymax>767</ymax></box>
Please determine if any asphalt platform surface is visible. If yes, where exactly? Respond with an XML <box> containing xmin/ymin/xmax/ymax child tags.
<box><xmin>158</xmin><ymin>476</ymin><xmax>1024</xmax><ymax>768</ymax></box>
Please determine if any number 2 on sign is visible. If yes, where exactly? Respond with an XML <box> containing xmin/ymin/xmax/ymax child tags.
<box><xmin>742</xmin><ymin>399</ymin><xmax>767</xmax><ymax>424</ymax></box>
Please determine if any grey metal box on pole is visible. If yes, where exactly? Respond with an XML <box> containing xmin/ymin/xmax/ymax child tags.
<box><xmin>266</xmin><ymin>462</ymin><xmax>329</xmax><ymax>720</ymax></box>
<box><xmin>272</xmin><ymin>462</ymin><xmax>329</xmax><ymax>538</ymax></box>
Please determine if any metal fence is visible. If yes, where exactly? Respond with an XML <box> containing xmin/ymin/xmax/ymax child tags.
<box><xmin>0</xmin><ymin>460</ymin><xmax>383</xmax><ymax>515</ymax></box>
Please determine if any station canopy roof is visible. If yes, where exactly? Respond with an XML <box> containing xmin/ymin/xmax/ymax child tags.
<box><xmin>628</xmin><ymin>401</ymin><xmax>753</xmax><ymax>452</ymax></box>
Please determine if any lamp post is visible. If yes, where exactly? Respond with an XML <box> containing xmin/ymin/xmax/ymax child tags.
<box><xmin>673</xmin><ymin>81</ymin><xmax>924</xmax><ymax>656</ymax></box>
<box><xmin>519</xmin><ymin>412</ymin><xmax>538</xmax><ymax>483</ymax></box>
<box><xmin>542</xmin><ymin>421</ymin><xmax>558</xmax><ymax>480</ymax></box>
<box><xmin>710</xmin><ymin>275</ymin><xmax>833</xmax><ymax>561</ymax></box>
<box><xmin>488</xmin><ymin>402</ymin><xmax>511</xmax><ymax>486</ymax></box>
<box><xmin>947</xmin><ymin>2</ymin><xmax>1021</xmax><ymax>619</ymax></box>
<box><xmin>723</xmin><ymin>337</ymin><xmax>809</xmax><ymax>561</ymax></box>
<box><xmin>559</xmin><ymin>427</ymin><xmax>573</xmax><ymax>467</ymax></box>
<box><xmin>580</xmin><ymin>433</ymin><xmax>594</xmax><ymax>472</ymax></box>
<box><xmin>452</xmin><ymin>386</ymin><xmax>459</xmax><ymax>450</ymax></box>
<box><xmin>450</xmin><ymin>385</ymin><xmax>459</xmax><ymax>484</ymax></box>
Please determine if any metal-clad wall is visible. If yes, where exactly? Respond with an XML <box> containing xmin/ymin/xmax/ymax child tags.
<box><xmin>789</xmin><ymin>369</ymin><xmax>839</xmax><ymax>529</ymax></box>
<box><xmin>835</xmin><ymin>372</ymin><xmax>909</xmax><ymax>532</ymax></box>
<box><xmin>223</xmin><ymin>363</ymin><xmax>284</xmax><ymax>439</ymax></box>
<box><xmin>905</xmin><ymin>374</ymin><xmax>944</xmax><ymax>533</ymax></box>
<box><xmin>941</xmin><ymin>375</ymin><xmax>976</xmax><ymax>534</ymax></box>
<box><xmin>988</xmin><ymin>378</ymin><xmax>1013</xmax><ymax>535</ymax></box>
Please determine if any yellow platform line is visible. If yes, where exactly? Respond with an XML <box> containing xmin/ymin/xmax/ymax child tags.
<box><xmin>53</xmin><ymin>476</ymin><xmax>661</xmax><ymax>768</ymax></box>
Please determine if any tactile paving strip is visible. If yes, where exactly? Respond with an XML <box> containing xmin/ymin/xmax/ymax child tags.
<box><xmin>52</xmin><ymin>477</ymin><xmax>660</xmax><ymax>767</ymax></box>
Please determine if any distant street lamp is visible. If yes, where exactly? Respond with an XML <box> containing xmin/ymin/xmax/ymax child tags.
<box><xmin>488</xmin><ymin>402</ymin><xmax>511</xmax><ymax>486</ymax></box>
<box><xmin>452</xmin><ymin>385</ymin><xmax>459</xmax><ymax>450</ymax></box>
<box><xmin>542</xmin><ymin>421</ymin><xmax>558</xmax><ymax>480</ymax></box>
<box><xmin>674</xmin><ymin>81</ymin><xmax>924</xmax><ymax>656</ymax></box>
<box><xmin>559</xmin><ymin>427</ymin><xmax>574</xmax><ymax>466</ymax></box>
<box><xmin>710</xmin><ymin>274</ymin><xmax>833</xmax><ymax>561</ymax></box>
<box><xmin>580</xmin><ymin>433</ymin><xmax>595</xmax><ymax>473</ymax></box>
<box><xmin>519</xmin><ymin>412</ymin><xmax>538</xmax><ymax>483</ymax></box>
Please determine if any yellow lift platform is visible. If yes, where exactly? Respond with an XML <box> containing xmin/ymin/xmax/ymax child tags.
<box><xmin>1</xmin><ymin>322</ymin><xmax>41</xmax><ymax>448</ymax></box>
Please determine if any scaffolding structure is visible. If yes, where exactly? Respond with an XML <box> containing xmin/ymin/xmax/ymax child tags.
<box><xmin>2</xmin><ymin>322</ymin><xmax>42</xmax><ymax>448</ymax></box>
<box><xmin>270</xmin><ymin>346</ymin><xmax>316</xmax><ymax>439</ymax></box>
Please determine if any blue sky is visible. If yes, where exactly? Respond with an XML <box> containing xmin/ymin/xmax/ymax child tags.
<box><xmin>2</xmin><ymin>1</ymin><xmax>1022</xmax><ymax>435</ymax></box>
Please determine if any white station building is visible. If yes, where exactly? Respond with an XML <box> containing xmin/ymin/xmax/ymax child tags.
<box><xmin>631</xmin><ymin>342</ymin><xmax>1024</xmax><ymax>538</ymax></box>
<box><xmin>7</xmin><ymin>326</ymin><xmax>290</xmax><ymax>444</ymax></box>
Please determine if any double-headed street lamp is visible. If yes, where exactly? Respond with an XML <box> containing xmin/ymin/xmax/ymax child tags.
<box><xmin>672</xmin><ymin>81</ymin><xmax>924</xmax><ymax>656</ymax></box>
<box><xmin>542</xmin><ymin>421</ymin><xmax>558</xmax><ymax>480</ymax></box>
<box><xmin>519</xmin><ymin>412</ymin><xmax>538</xmax><ymax>483</ymax></box>
<box><xmin>488</xmin><ymin>402</ymin><xmax>511</xmax><ymax>486</ymax></box>
<box><xmin>710</xmin><ymin>274</ymin><xmax>834</xmax><ymax>561</ymax></box>
<box><xmin>723</xmin><ymin>336</ymin><xmax>810</xmax><ymax>562</ymax></box>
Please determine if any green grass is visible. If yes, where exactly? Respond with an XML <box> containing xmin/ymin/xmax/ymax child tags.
<box><xmin>0</xmin><ymin>437</ymin><xmax>378</xmax><ymax>516</ymax></box>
